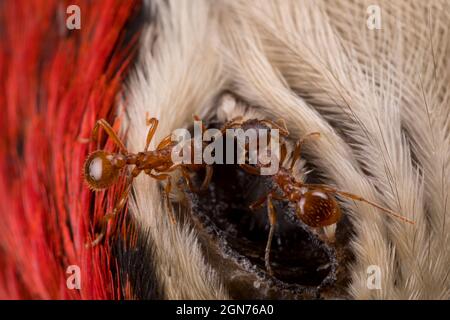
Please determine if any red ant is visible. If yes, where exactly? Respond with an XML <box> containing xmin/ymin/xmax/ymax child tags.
<box><xmin>83</xmin><ymin>117</ymin><xmax>212</xmax><ymax>246</ymax></box>
<box><xmin>223</xmin><ymin>118</ymin><xmax>415</xmax><ymax>276</ymax></box>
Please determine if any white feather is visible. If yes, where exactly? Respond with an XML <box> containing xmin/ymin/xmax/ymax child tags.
<box><xmin>124</xmin><ymin>0</ymin><xmax>449</xmax><ymax>299</ymax></box>
<box><xmin>125</xmin><ymin>0</ymin><xmax>228</xmax><ymax>299</ymax></box>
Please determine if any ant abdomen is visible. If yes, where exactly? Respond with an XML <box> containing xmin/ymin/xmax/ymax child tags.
<box><xmin>296</xmin><ymin>190</ymin><xmax>342</xmax><ymax>228</ymax></box>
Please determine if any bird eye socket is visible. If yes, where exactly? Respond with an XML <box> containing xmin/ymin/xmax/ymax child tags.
<box><xmin>185</xmin><ymin>163</ymin><xmax>349</xmax><ymax>299</ymax></box>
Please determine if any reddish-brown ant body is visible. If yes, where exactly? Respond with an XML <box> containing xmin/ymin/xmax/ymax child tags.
<box><xmin>83</xmin><ymin>117</ymin><xmax>212</xmax><ymax>246</ymax></box>
<box><xmin>83</xmin><ymin>115</ymin><xmax>414</xmax><ymax>276</ymax></box>
<box><xmin>223</xmin><ymin>118</ymin><xmax>414</xmax><ymax>275</ymax></box>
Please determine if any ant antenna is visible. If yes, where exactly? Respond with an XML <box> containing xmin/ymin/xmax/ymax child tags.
<box><xmin>290</xmin><ymin>132</ymin><xmax>321</xmax><ymax>171</ymax></box>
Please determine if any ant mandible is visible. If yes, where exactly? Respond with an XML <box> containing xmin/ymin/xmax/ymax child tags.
<box><xmin>82</xmin><ymin>116</ymin><xmax>212</xmax><ymax>246</ymax></box>
<box><xmin>226</xmin><ymin>118</ymin><xmax>415</xmax><ymax>276</ymax></box>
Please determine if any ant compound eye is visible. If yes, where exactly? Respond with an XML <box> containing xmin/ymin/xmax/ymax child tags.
<box><xmin>297</xmin><ymin>190</ymin><xmax>341</xmax><ymax>227</ymax></box>
<box><xmin>83</xmin><ymin>150</ymin><xmax>120</xmax><ymax>190</ymax></box>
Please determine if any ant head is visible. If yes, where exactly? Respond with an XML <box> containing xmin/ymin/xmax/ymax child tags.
<box><xmin>83</xmin><ymin>150</ymin><xmax>121</xmax><ymax>190</ymax></box>
<box><xmin>296</xmin><ymin>189</ymin><xmax>341</xmax><ymax>227</ymax></box>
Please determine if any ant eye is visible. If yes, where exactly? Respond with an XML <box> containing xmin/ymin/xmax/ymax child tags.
<box><xmin>89</xmin><ymin>157</ymin><xmax>104</xmax><ymax>181</ymax></box>
<box><xmin>83</xmin><ymin>151</ymin><xmax>120</xmax><ymax>190</ymax></box>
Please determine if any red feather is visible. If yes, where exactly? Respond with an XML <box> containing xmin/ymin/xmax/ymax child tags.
<box><xmin>0</xmin><ymin>0</ymin><xmax>140</xmax><ymax>299</ymax></box>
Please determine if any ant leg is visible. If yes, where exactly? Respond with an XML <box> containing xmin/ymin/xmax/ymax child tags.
<box><xmin>147</xmin><ymin>171</ymin><xmax>177</xmax><ymax>223</ymax></box>
<box><xmin>83</xmin><ymin>119</ymin><xmax>128</xmax><ymax>154</ymax></box>
<box><xmin>193</xmin><ymin>115</ymin><xmax>207</xmax><ymax>132</ymax></box>
<box><xmin>276</xmin><ymin>118</ymin><xmax>289</xmax><ymax>135</ymax></box>
<box><xmin>249</xmin><ymin>187</ymin><xmax>286</xmax><ymax>275</ymax></box>
<box><xmin>164</xmin><ymin>164</ymin><xmax>210</xmax><ymax>193</ymax></box>
<box><xmin>239</xmin><ymin>163</ymin><xmax>261</xmax><ymax>175</ymax></box>
<box><xmin>144</xmin><ymin>117</ymin><xmax>159</xmax><ymax>152</ymax></box>
<box><xmin>265</xmin><ymin>193</ymin><xmax>277</xmax><ymax>276</ymax></box>
<box><xmin>280</xmin><ymin>142</ymin><xmax>288</xmax><ymax>165</ymax></box>
<box><xmin>303</xmin><ymin>183</ymin><xmax>414</xmax><ymax>224</ymax></box>
<box><xmin>88</xmin><ymin>168</ymin><xmax>139</xmax><ymax>247</ymax></box>
<box><xmin>153</xmin><ymin>163</ymin><xmax>212</xmax><ymax>193</ymax></box>
<box><xmin>177</xmin><ymin>165</ymin><xmax>212</xmax><ymax>193</ymax></box>
<box><xmin>260</xmin><ymin>119</ymin><xmax>289</xmax><ymax>136</ymax></box>
<box><xmin>154</xmin><ymin>163</ymin><xmax>182</xmax><ymax>173</ymax></box>
<box><xmin>163</xmin><ymin>176</ymin><xmax>176</xmax><ymax>223</ymax></box>
<box><xmin>163</xmin><ymin>176</ymin><xmax>177</xmax><ymax>224</ymax></box>
<box><xmin>249</xmin><ymin>193</ymin><xmax>268</xmax><ymax>210</ymax></box>
<box><xmin>290</xmin><ymin>132</ymin><xmax>321</xmax><ymax>171</ymax></box>
<box><xmin>220</xmin><ymin>116</ymin><xmax>244</xmax><ymax>134</ymax></box>
<box><xmin>248</xmin><ymin>191</ymin><xmax>278</xmax><ymax>275</ymax></box>
<box><xmin>199</xmin><ymin>165</ymin><xmax>213</xmax><ymax>191</ymax></box>
<box><xmin>249</xmin><ymin>189</ymin><xmax>284</xmax><ymax>210</ymax></box>
<box><xmin>148</xmin><ymin>171</ymin><xmax>171</xmax><ymax>180</ymax></box>
<box><xmin>181</xmin><ymin>167</ymin><xmax>203</xmax><ymax>193</ymax></box>
<box><xmin>89</xmin><ymin>187</ymin><xmax>130</xmax><ymax>246</ymax></box>
<box><xmin>225</xmin><ymin>116</ymin><xmax>243</xmax><ymax>127</ymax></box>
<box><xmin>89</xmin><ymin>213</ymin><xmax>114</xmax><ymax>247</ymax></box>
<box><xmin>156</xmin><ymin>134</ymin><xmax>172</xmax><ymax>150</ymax></box>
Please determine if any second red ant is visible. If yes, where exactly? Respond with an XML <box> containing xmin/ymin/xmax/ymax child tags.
<box><xmin>221</xmin><ymin>117</ymin><xmax>415</xmax><ymax>275</ymax></box>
